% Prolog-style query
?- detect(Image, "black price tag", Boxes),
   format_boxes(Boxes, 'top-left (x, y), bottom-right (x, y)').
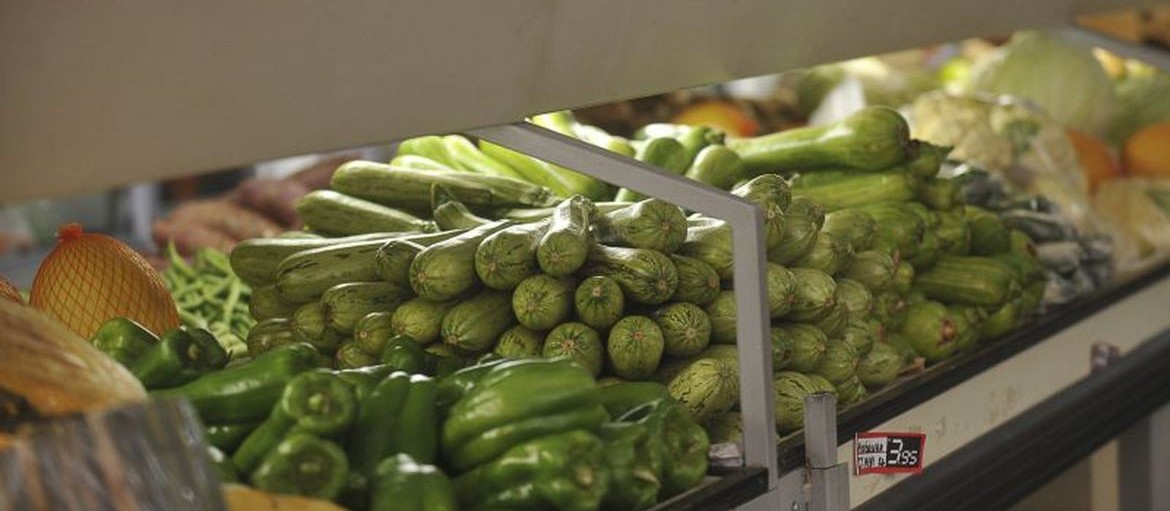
top-left (854, 432), bottom-right (926, 475)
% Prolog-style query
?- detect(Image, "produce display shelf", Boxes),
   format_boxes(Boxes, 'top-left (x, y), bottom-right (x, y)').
top-left (774, 262), bottom-right (1170, 473)
top-left (0, 0), bottom-right (1148, 201)
top-left (854, 323), bottom-right (1170, 511)
top-left (652, 467), bottom-right (769, 511)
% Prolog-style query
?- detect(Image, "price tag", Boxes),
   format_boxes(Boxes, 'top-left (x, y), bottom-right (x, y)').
top-left (853, 432), bottom-right (925, 475)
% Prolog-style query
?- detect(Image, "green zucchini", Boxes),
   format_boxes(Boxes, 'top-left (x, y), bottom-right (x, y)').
top-left (765, 263), bottom-right (799, 318)
top-left (615, 137), bottom-right (691, 201)
top-left (937, 209), bottom-right (971, 256)
top-left (773, 323), bottom-right (828, 373)
top-left (245, 318), bottom-right (299, 357)
top-left (813, 299), bottom-right (850, 338)
top-left (857, 342), bottom-right (902, 388)
top-left (595, 199), bottom-right (688, 253)
top-left (909, 230), bottom-right (942, 270)
top-left (511, 275), bottom-right (575, 331)
top-left (842, 318), bottom-right (881, 356)
top-left (374, 230), bottom-right (468, 286)
top-left (813, 340), bottom-right (859, 385)
top-left (840, 250), bottom-right (897, 292)
top-left (606, 316), bottom-right (666, 380)
top-left (858, 203), bottom-right (925, 259)
top-left (704, 290), bottom-right (738, 344)
top-left (964, 206), bottom-right (1010, 256)
top-left (496, 201), bottom-right (629, 223)
top-left (396, 135), bottom-right (460, 168)
top-left (574, 276), bottom-right (625, 332)
top-left (291, 301), bottom-right (327, 343)
top-left (822, 209), bottom-right (877, 252)
top-left (296, 190), bottom-right (437, 236)
top-left (767, 197), bottom-right (823, 265)
top-left (652, 303), bottom-right (712, 358)
top-left (661, 357), bottom-right (737, 424)
top-left (584, 244), bottom-right (679, 306)
top-left (683, 145), bottom-right (746, 190)
top-left (787, 268), bottom-right (838, 322)
top-left (249, 285), bottom-right (298, 321)
top-left (321, 281), bottom-right (413, 334)
top-left (919, 177), bottom-right (960, 211)
top-left (913, 256), bottom-right (1021, 306)
top-left (543, 322), bottom-right (605, 377)
top-left (353, 312), bottom-right (394, 356)
top-left (573, 123), bottom-right (636, 157)
top-left (274, 239), bottom-right (400, 304)
top-left (475, 221), bottom-right (550, 291)
top-left (410, 221), bottom-right (514, 301)
top-left (901, 301), bottom-right (959, 363)
top-left (669, 254), bottom-right (721, 306)
top-left (390, 297), bottom-right (456, 346)
top-left (679, 217), bottom-right (734, 280)
top-left (479, 140), bottom-right (610, 201)
top-left (835, 279), bottom-right (874, 317)
top-left (674, 125), bottom-right (725, 166)
top-left (728, 106), bottom-right (912, 173)
top-left (440, 290), bottom-right (516, 354)
top-left (231, 232), bottom-right (410, 287)
top-left (790, 170), bottom-right (919, 212)
top-left (536, 195), bottom-right (594, 277)
top-left (433, 198), bottom-right (492, 231)
top-left (793, 231), bottom-right (855, 276)
top-left (441, 135), bottom-right (526, 180)
top-left (332, 160), bottom-right (558, 212)
top-left (730, 175), bottom-right (791, 249)
top-left (388, 154), bottom-right (454, 171)
top-left (493, 325), bottom-right (544, 358)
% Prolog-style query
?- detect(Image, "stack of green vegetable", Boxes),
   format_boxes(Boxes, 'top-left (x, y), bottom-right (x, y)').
top-left (162, 243), bottom-right (251, 358)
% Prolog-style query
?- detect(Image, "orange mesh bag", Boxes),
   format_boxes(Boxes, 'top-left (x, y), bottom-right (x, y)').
top-left (29, 223), bottom-right (179, 338)
top-left (0, 276), bottom-right (20, 303)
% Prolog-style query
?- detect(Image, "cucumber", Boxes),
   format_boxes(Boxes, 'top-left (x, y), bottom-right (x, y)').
top-left (584, 244), bottom-right (678, 306)
top-left (475, 221), bottom-right (550, 291)
top-left (410, 221), bottom-right (514, 301)
top-left (274, 238), bottom-right (401, 304)
top-left (652, 303), bottom-right (712, 358)
top-left (353, 311), bottom-right (395, 356)
top-left (440, 290), bottom-right (516, 353)
top-left (669, 254), bottom-right (721, 306)
top-left (840, 250), bottom-right (897, 292)
top-left (683, 145), bottom-right (745, 190)
top-left (249, 285), bottom-right (298, 321)
top-left (396, 135), bottom-right (460, 167)
top-left (728, 106), bottom-right (912, 173)
top-left (374, 230), bottom-right (468, 286)
top-left (787, 268), bottom-right (838, 322)
top-left (679, 217), bottom-right (734, 280)
top-left (296, 190), bottom-right (437, 236)
top-left (615, 137), bottom-right (690, 201)
top-left (332, 160), bottom-right (559, 212)
top-left (441, 135), bottom-right (526, 180)
top-left (493, 325), bottom-right (544, 359)
top-left (543, 322), bottom-right (605, 377)
top-left (595, 199), bottom-right (688, 253)
top-left (822, 209), bottom-right (877, 252)
top-left (245, 318), bottom-right (299, 357)
top-left (390, 297), bottom-right (456, 346)
top-left (790, 171), bottom-right (919, 211)
top-left (793, 231), bottom-right (855, 276)
top-left (537, 196), bottom-right (594, 277)
top-left (574, 276), bottom-right (625, 332)
top-left (511, 275), bottom-right (575, 331)
top-left (773, 323), bottom-right (828, 372)
top-left (730, 175), bottom-right (791, 249)
top-left (321, 281), bottom-right (413, 334)
top-left (573, 123), bottom-right (636, 157)
top-left (231, 232), bottom-right (410, 287)
top-left (704, 291), bottom-right (737, 344)
top-left (606, 316), bottom-right (666, 380)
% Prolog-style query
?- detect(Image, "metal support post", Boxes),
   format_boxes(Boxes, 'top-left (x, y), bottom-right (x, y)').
top-left (805, 393), bottom-right (849, 511)
top-left (1119, 402), bottom-right (1170, 511)
top-left (468, 122), bottom-right (779, 488)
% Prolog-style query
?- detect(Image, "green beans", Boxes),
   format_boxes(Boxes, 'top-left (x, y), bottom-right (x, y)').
top-left (162, 242), bottom-right (253, 359)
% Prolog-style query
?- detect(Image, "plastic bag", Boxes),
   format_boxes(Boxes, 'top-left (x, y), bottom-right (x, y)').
top-left (1092, 178), bottom-right (1170, 277)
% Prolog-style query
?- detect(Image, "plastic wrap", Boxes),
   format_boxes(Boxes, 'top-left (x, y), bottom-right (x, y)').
top-left (1092, 178), bottom-right (1170, 277)
top-left (0, 399), bottom-right (226, 511)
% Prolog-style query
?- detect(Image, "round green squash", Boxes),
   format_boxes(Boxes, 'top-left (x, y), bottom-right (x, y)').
top-left (704, 291), bottom-right (738, 344)
top-left (542, 322), bottom-right (604, 377)
top-left (663, 357), bottom-right (737, 424)
top-left (652, 302), bottom-right (712, 358)
top-left (857, 341), bottom-right (902, 388)
top-left (773, 372), bottom-right (816, 434)
top-left (574, 276), bottom-right (625, 331)
top-left (793, 231), bottom-right (855, 276)
top-left (813, 340), bottom-right (859, 385)
top-left (835, 376), bottom-right (868, 406)
top-left (835, 278), bottom-right (874, 317)
top-left (840, 250), bottom-right (898, 292)
top-left (669, 254), bottom-right (721, 306)
top-left (822, 209), bottom-right (877, 252)
top-left (512, 274), bottom-right (575, 331)
top-left (765, 263), bottom-right (798, 319)
top-left (606, 316), bottom-right (665, 380)
top-left (900, 300), bottom-right (958, 363)
top-left (786, 268), bottom-right (837, 322)
top-left (493, 325), bottom-right (544, 359)
top-left (773, 323), bottom-right (828, 373)
top-left (841, 318), bottom-right (881, 356)
top-left (812, 299), bottom-right (850, 338)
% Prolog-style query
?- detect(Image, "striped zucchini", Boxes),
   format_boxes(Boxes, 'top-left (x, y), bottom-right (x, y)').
top-left (595, 199), bottom-right (688, 254)
top-left (388, 154), bottom-right (454, 171)
top-left (231, 232), bottom-right (412, 287)
top-left (615, 137), bottom-right (690, 201)
top-left (374, 230), bottom-right (468, 286)
top-left (321, 281), bottom-right (413, 334)
top-left (331, 161), bottom-right (558, 212)
top-left (410, 221), bottom-right (514, 301)
top-left (537, 196), bottom-right (595, 277)
top-left (396, 135), bottom-right (460, 168)
top-left (274, 238), bottom-right (399, 304)
top-left (584, 244), bottom-right (678, 306)
top-left (474, 220), bottom-right (550, 291)
top-left (442, 135), bottom-right (526, 180)
top-left (296, 190), bottom-right (437, 236)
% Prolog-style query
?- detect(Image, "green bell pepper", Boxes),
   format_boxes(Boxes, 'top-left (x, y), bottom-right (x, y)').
top-left (389, 374), bottom-right (438, 465)
top-left (207, 445), bottom-right (241, 483)
top-left (618, 399), bottom-right (709, 498)
top-left (379, 334), bottom-right (426, 374)
top-left (90, 317), bottom-right (158, 367)
top-left (447, 404), bottom-right (609, 473)
top-left (597, 381), bottom-right (671, 418)
top-left (233, 370), bottom-right (357, 474)
top-left (251, 432), bottom-right (349, 500)
top-left (434, 357), bottom-right (510, 412)
top-left (454, 430), bottom-right (609, 511)
top-left (128, 326), bottom-right (228, 389)
top-left (370, 454), bottom-right (458, 511)
top-left (346, 372), bottom-right (411, 481)
top-left (152, 342), bottom-right (321, 424)
top-left (205, 422), bottom-right (261, 453)
top-left (442, 358), bottom-right (599, 460)
top-left (600, 421), bottom-right (665, 510)
top-left (333, 363), bottom-right (399, 402)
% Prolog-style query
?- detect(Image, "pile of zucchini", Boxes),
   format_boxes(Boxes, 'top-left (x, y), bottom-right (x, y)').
top-left (226, 106), bottom-right (1049, 452)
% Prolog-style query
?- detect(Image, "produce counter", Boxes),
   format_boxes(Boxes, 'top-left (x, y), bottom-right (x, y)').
top-left (4, 2), bottom-right (1170, 511)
